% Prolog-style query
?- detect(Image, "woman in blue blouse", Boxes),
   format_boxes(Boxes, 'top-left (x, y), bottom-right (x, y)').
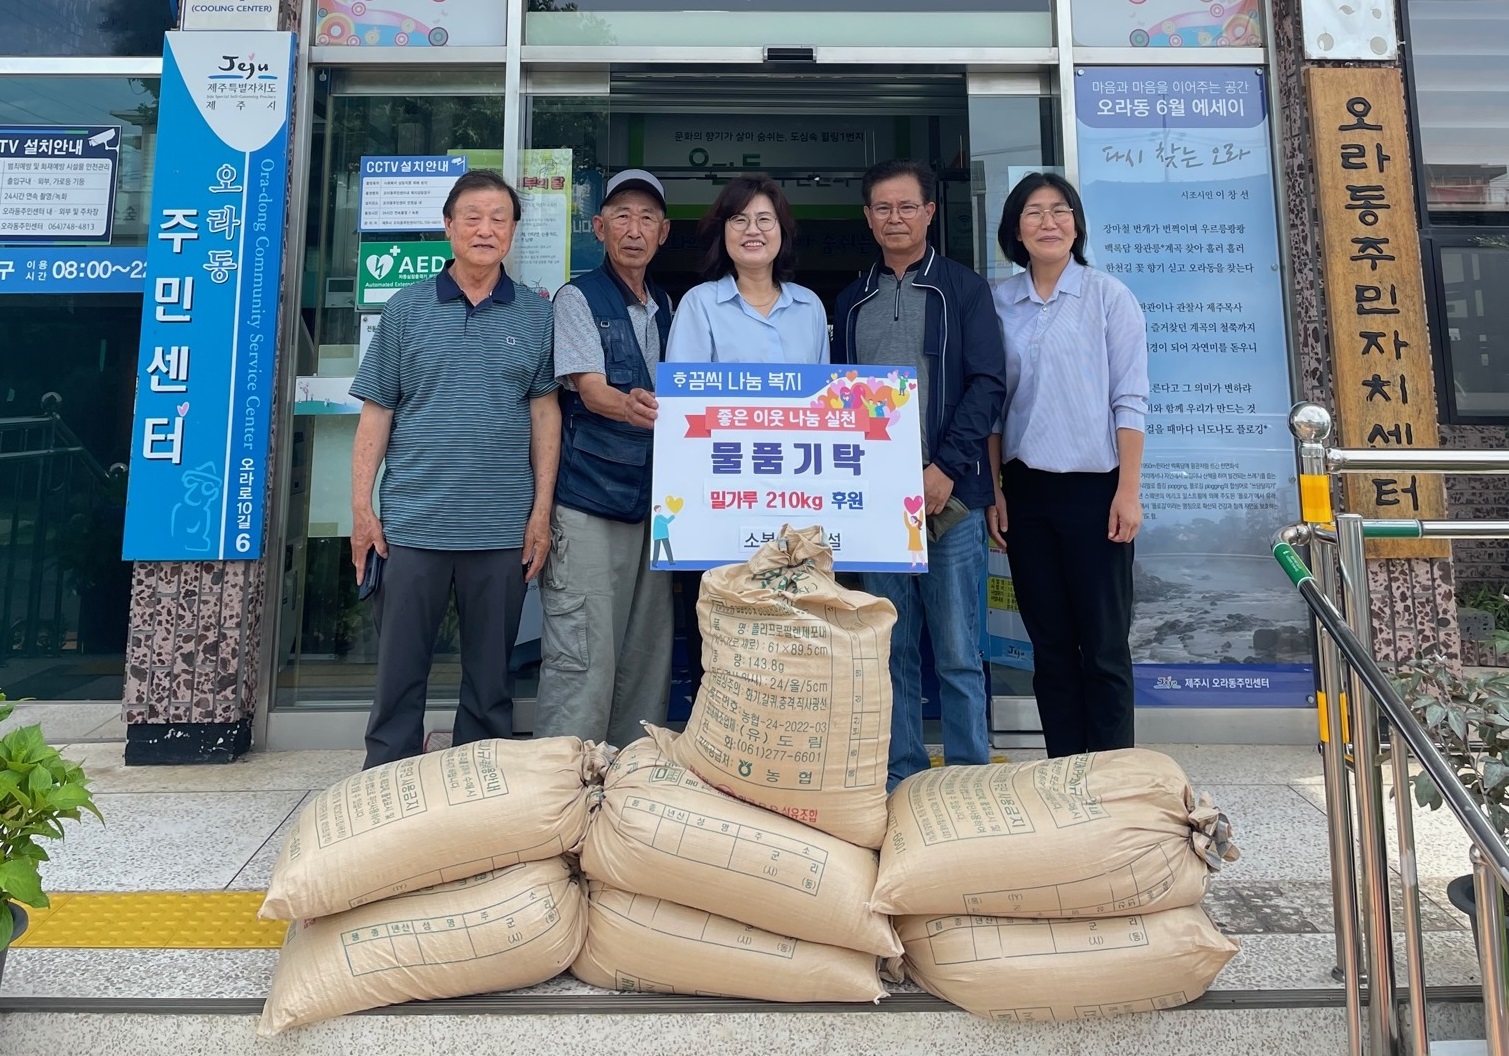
top-left (986, 172), bottom-right (1150, 759)
top-left (665, 175), bottom-right (829, 363)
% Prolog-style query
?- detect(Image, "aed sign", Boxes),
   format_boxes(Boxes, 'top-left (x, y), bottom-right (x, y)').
top-left (356, 239), bottom-right (451, 306)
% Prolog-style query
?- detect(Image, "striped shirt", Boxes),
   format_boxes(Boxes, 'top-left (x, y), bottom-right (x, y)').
top-left (994, 259), bottom-right (1148, 474)
top-left (350, 262), bottom-right (557, 550)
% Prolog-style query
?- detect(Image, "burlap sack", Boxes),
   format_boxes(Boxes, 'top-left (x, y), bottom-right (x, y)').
top-left (261, 737), bottom-right (606, 921)
top-left (582, 731), bottom-right (900, 956)
top-left (572, 881), bottom-right (887, 1003)
top-left (259, 857), bottom-right (585, 1035)
top-left (898, 905), bottom-right (1238, 1022)
top-left (872, 749), bottom-right (1240, 918)
top-left (668, 525), bottom-right (895, 849)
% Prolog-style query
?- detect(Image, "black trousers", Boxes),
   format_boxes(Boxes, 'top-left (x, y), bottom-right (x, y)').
top-left (1003, 460), bottom-right (1135, 758)
top-left (364, 544), bottom-right (525, 769)
top-left (673, 570), bottom-right (704, 687)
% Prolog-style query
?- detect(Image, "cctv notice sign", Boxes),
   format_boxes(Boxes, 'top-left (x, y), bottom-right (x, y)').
top-left (0, 125), bottom-right (122, 243)
top-left (356, 239), bottom-right (452, 306)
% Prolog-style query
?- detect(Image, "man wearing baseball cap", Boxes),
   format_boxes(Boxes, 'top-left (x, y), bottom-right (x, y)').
top-left (533, 169), bottom-right (676, 746)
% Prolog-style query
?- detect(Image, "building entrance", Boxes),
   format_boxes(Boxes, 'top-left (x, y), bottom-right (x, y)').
top-left (274, 65), bottom-right (1054, 720)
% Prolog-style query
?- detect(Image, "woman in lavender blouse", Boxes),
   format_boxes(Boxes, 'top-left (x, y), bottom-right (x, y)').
top-left (986, 172), bottom-right (1150, 759)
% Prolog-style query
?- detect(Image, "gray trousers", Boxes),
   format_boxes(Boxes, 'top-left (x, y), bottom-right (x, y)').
top-left (364, 543), bottom-right (525, 769)
top-left (533, 504), bottom-right (672, 748)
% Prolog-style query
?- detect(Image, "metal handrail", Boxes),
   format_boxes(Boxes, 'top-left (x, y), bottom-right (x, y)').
top-left (1273, 536), bottom-right (1509, 890)
top-left (1325, 448), bottom-right (1509, 475)
top-left (1286, 401), bottom-right (1509, 1056)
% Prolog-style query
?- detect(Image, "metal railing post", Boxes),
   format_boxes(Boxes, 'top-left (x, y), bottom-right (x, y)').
top-left (1290, 403), bottom-right (1365, 1056)
top-left (1472, 846), bottom-right (1509, 1054)
top-left (1390, 710), bottom-right (1432, 1056)
top-left (1336, 512), bottom-right (1400, 1056)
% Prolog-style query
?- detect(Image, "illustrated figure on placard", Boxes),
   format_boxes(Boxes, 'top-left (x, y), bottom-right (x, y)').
top-left (651, 498), bottom-right (681, 566)
top-left (171, 461), bottom-right (222, 555)
top-left (903, 497), bottom-right (925, 568)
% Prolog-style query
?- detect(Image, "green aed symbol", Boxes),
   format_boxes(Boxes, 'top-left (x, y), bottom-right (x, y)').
top-left (738, 759), bottom-right (753, 777)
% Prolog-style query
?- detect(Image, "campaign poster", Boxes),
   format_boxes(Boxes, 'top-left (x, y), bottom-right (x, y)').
top-left (1074, 66), bottom-right (1311, 707)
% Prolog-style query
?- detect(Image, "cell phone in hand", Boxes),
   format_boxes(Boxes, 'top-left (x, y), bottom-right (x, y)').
top-left (357, 548), bottom-right (385, 602)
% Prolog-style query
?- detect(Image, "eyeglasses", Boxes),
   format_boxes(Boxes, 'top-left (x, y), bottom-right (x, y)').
top-left (869, 202), bottom-right (924, 221)
top-left (728, 213), bottom-right (777, 232)
top-left (1020, 205), bottom-right (1075, 226)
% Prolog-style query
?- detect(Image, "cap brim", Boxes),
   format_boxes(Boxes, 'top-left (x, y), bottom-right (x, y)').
top-left (604, 179), bottom-right (666, 209)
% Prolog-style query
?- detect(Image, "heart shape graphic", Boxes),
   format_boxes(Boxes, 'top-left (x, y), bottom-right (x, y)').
top-left (903, 495), bottom-right (924, 515)
top-left (176, 402), bottom-right (190, 417)
top-left (665, 496), bottom-right (685, 514)
top-left (365, 253), bottom-right (393, 280)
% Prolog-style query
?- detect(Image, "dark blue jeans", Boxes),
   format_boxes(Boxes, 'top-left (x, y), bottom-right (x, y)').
top-left (863, 508), bottom-right (991, 789)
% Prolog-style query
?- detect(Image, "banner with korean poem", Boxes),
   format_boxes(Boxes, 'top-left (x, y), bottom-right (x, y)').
top-left (651, 363), bottom-right (926, 573)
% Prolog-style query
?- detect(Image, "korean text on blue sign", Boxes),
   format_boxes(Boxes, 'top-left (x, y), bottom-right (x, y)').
top-left (359, 154), bottom-right (468, 233)
top-left (0, 125), bottom-right (121, 243)
top-left (651, 363), bottom-right (925, 574)
top-left (0, 247), bottom-right (146, 294)
top-left (1073, 66), bottom-right (1309, 707)
top-left (123, 31), bottom-right (295, 561)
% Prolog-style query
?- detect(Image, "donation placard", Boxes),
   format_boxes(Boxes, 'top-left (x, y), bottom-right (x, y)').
top-left (651, 363), bottom-right (925, 573)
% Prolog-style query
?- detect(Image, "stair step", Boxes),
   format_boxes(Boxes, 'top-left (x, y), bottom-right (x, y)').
top-left (0, 989), bottom-right (1488, 1056)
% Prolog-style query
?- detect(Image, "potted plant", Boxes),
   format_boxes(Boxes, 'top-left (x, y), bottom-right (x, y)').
top-left (0, 692), bottom-right (102, 983)
top-left (1390, 649), bottom-right (1509, 953)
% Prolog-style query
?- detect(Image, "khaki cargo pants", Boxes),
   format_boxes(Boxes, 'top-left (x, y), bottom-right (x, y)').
top-left (533, 504), bottom-right (673, 747)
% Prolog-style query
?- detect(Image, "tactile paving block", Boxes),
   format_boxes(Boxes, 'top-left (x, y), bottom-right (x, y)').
top-left (11, 892), bottom-right (288, 949)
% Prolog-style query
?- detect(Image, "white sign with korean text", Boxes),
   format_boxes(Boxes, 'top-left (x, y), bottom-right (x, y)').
top-left (651, 363), bottom-right (925, 573)
top-left (358, 155), bottom-right (468, 232)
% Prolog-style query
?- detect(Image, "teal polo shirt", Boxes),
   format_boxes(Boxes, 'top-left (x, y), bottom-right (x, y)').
top-left (350, 262), bottom-right (557, 551)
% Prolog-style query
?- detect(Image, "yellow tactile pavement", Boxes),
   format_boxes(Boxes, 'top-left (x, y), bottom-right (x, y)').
top-left (10, 754), bottom-right (1011, 951)
top-left (12, 892), bottom-right (288, 949)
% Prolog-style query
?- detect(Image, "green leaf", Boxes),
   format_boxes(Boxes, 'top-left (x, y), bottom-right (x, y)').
top-left (48, 785), bottom-right (92, 812)
top-left (1448, 708), bottom-right (1470, 743)
top-left (1425, 703), bottom-right (1447, 729)
top-left (0, 904), bottom-right (12, 949)
top-left (27, 763), bottom-right (53, 799)
top-left (0, 858), bottom-right (47, 909)
top-left (1486, 760), bottom-right (1509, 792)
top-left (1414, 775), bottom-right (1443, 810)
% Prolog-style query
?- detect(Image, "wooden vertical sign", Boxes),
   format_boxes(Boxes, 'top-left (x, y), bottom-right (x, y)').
top-left (1306, 66), bottom-right (1449, 559)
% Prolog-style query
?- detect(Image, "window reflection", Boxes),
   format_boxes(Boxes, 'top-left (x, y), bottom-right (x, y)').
top-left (0, 1), bottom-right (174, 58)
top-left (1411, 0), bottom-right (1509, 218)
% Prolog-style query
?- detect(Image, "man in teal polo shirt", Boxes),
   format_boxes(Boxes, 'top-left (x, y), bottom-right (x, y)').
top-left (349, 170), bottom-right (559, 768)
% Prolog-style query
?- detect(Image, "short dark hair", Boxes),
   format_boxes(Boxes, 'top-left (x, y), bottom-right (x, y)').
top-left (698, 175), bottom-right (798, 284)
top-left (443, 170), bottom-right (522, 222)
top-left (861, 159), bottom-right (935, 206)
top-left (997, 172), bottom-right (1089, 269)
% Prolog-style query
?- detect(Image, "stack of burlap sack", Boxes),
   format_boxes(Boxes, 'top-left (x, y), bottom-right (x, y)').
top-left (254, 526), bottom-right (1242, 1033)
top-left (255, 737), bottom-right (608, 1035)
top-left (873, 749), bottom-right (1243, 1022)
top-left (574, 526), bottom-right (899, 1002)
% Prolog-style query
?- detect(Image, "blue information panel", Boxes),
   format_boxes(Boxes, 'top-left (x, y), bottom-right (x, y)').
top-left (0, 247), bottom-right (146, 293)
top-left (0, 125), bottom-right (121, 244)
top-left (357, 154), bottom-right (467, 233)
top-left (122, 31), bottom-right (296, 561)
top-left (1075, 66), bottom-right (1310, 707)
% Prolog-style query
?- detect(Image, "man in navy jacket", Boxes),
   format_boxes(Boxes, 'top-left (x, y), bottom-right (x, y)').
top-left (833, 158), bottom-right (1008, 789)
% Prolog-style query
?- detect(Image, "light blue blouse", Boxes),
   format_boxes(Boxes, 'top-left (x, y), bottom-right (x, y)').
top-left (664, 274), bottom-right (830, 364)
top-left (995, 259), bottom-right (1149, 474)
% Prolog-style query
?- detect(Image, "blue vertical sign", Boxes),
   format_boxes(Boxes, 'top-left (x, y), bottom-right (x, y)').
top-left (122, 31), bottom-right (295, 561)
top-left (1075, 67), bottom-right (1310, 708)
